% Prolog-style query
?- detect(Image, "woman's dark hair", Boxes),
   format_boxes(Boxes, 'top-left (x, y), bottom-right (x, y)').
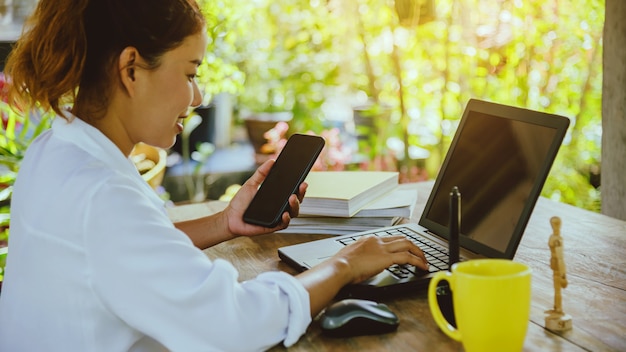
top-left (5, 0), bottom-right (205, 119)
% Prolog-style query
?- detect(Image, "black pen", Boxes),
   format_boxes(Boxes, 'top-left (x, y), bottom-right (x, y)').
top-left (449, 186), bottom-right (460, 268)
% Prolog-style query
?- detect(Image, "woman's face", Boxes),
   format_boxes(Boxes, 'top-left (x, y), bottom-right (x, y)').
top-left (128, 29), bottom-right (208, 150)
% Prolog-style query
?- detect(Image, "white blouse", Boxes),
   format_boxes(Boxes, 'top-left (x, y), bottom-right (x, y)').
top-left (0, 115), bottom-right (311, 352)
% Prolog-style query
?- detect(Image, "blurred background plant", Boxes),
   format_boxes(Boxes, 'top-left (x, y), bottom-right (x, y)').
top-left (261, 121), bottom-right (354, 172)
top-left (197, 0), bottom-right (346, 134)
top-left (193, 0), bottom-right (603, 212)
top-left (179, 112), bottom-right (215, 203)
top-left (215, 122), bottom-right (354, 203)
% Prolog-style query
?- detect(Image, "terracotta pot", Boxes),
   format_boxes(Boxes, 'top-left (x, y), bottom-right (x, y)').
top-left (243, 111), bottom-right (292, 154)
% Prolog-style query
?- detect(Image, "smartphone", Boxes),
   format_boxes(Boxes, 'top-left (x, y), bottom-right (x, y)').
top-left (243, 133), bottom-right (325, 227)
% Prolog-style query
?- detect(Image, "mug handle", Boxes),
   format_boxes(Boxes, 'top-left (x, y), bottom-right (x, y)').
top-left (428, 271), bottom-right (461, 341)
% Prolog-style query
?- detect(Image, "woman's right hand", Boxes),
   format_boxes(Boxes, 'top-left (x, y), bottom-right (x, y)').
top-left (332, 235), bottom-right (429, 284)
top-left (297, 234), bottom-right (428, 316)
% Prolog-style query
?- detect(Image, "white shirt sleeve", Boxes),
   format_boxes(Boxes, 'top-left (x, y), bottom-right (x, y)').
top-left (85, 178), bottom-right (311, 351)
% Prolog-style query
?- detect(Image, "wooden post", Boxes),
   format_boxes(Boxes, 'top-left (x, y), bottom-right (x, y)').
top-left (602, 0), bottom-right (626, 220)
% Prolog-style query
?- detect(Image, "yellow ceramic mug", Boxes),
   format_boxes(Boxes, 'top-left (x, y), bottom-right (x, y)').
top-left (428, 259), bottom-right (532, 352)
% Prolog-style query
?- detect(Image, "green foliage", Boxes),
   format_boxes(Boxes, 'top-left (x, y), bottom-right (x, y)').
top-left (196, 0), bottom-right (247, 105)
top-left (0, 208), bottom-right (8, 249)
top-left (180, 113), bottom-right (215, 203)
top-left (0, 247), bottom-right (6, 282)
top-left (199, 0), bottom-right (345, 133)
top-left (401, 0), bottom-right (604, 210)
top-left (200, 0), bottom-right (604, 211)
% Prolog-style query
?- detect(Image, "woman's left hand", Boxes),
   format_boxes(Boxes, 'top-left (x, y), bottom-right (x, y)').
top-left (222, 159), bottom-right (307, 238)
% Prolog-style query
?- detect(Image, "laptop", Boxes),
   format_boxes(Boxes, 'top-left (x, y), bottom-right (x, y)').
top-left (278, 98), bottom-right (570, 299)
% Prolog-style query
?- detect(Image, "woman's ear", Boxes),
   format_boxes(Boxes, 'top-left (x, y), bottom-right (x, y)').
top-left (118, 47), bottom-right (139, 97)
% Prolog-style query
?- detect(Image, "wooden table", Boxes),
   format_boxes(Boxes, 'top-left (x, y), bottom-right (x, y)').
top-left (170, 182), bottom-right (626, 351)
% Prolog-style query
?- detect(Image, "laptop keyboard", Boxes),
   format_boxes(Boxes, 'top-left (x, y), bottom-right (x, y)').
top-left (336, 226), bottom-right (451, 278)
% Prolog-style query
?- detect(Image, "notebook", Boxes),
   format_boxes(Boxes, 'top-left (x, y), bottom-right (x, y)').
top-left (278, 98), bottom-right (570, 299)
top-left (299, 171), bottom-right (399, 217)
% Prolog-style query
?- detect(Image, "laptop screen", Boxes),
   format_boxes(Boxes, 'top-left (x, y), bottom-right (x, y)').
top-left (419, 99), bottom-right (570, 258)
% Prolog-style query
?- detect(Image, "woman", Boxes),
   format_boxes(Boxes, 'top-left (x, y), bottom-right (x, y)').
top-left (0, 1), bottom-right (428, 351)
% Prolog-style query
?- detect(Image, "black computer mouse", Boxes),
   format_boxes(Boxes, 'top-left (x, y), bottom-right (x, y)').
top-left (319, 298), bottom-right (399, 338)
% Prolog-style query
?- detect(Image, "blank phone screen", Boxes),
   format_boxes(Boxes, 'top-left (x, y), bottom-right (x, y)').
top-left (243, 134), bottom-right (325, 227)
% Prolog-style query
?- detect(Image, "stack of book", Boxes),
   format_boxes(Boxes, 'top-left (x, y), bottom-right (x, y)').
top-left (279, 171), bottom-right (418, 235)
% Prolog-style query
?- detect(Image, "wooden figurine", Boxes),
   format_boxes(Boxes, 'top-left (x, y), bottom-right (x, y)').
top-left (545, 216), bottom-right (573, 331)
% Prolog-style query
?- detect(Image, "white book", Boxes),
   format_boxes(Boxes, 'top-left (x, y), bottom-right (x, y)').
top-left (351, 183), bottom-right (418, 218)
top-left (277, 227), bottom-right (367, 236)
top-left (284, 183), bottom-right (419, 235)
top-left (290, 215), bottom-right (396, 228)
top-left (300, 171), bottom-right (399, 217)
top-left (279, 217), bottom-right (403, 235)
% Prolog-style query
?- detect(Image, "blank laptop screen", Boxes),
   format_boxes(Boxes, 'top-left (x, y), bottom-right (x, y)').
top-left (419, 100), bottom-right (567, 259)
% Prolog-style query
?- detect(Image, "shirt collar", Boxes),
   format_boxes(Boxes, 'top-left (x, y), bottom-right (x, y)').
top-left (51, 112), bottom-right (139, 177)
top-left (50, 112), bottom-right (167, 210)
